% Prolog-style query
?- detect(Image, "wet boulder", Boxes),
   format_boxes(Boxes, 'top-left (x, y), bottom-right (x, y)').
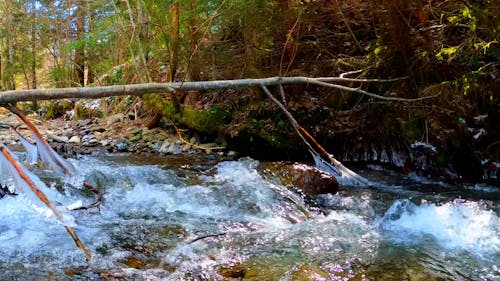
top-left (259, 162), bottom-right (339, 196)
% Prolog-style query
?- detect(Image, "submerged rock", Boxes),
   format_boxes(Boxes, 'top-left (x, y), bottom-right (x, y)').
top-left (259, 162), bottom-right (339, 196)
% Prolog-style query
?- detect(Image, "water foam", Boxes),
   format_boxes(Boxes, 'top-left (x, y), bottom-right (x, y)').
top-left (379, 199), bottom-right (500, 257)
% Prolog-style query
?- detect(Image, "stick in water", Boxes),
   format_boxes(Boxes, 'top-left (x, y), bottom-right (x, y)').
top-left (260, 85), bottom-right (370, 186)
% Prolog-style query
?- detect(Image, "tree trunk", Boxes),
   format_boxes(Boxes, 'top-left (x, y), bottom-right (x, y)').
top-left (168, 1), bottom-right (180, 82)
top-left (0, 75), bottom-right (419, 105)
top-left (4, 0), bottom-right (16, 90)
top-left (188, 0), bottom-right (201, 81)
top-left (75, 0), bottom-right (86, 87)
top-left (30, 0), bottom-right (38, 111)
top-left (124, 0), bottom-right (150, 83)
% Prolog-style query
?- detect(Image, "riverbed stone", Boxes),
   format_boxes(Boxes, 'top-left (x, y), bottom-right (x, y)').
top-left (62, 129), bottom-right (74, 137)
top-left (78, 119), bottom-right (92, 127)
top-left (82, 134), bottom-right (95, 142)
top-left (127, 127), bottom-right (143, 135)
top-left (48, 134), bottom-right (68, 143)
top-left (115, 139), bottom-right (129, 152)
top-left (90, 125), bottom-right (106, 133)
top-left (106, 113), bottom-right (125, 126)
top-left (68, 136), bottom-right (81, 144)
top-left (128, 133), bottom-right (142, 142)
top-left (259, 162), bottom-right (339, 196)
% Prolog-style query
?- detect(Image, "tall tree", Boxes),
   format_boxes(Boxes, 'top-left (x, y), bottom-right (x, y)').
top-left (0, 0), bottom-right (18, 90)
top-left (75, 0), bottom-right (86, 86)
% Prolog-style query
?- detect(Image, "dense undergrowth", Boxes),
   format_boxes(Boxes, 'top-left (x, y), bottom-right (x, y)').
top-left (137, 0), bottom-right (498, 181)
top-left (11, 0), bottom-right (500, 181)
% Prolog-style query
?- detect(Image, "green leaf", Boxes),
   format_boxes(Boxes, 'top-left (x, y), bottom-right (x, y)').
top-left (436, 46), bottom-right (458, 60)
top-left (447, 16), bottom-right (459, 23)
top-left (462, 6), bottom-right (472, 19)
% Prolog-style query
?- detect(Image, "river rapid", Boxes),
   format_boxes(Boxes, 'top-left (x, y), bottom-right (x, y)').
top-left (0, 154), bottom-right (498, 280)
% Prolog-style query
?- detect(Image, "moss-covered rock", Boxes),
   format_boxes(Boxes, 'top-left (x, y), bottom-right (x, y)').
top-left (259, 162), bottom-right (339, 196)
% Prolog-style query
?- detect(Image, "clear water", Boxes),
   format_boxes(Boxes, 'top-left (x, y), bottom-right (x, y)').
top-left (0, 154), bottom-right (498, 280)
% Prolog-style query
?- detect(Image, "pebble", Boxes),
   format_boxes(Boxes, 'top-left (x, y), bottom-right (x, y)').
top-left (78, 119), bottom-right (92, 126)
top-left (69, 136), bottom-right (81, 144)
top-left (48, 134), bottom-right (69, 143)
top-left (82, 134), bottom-right (95, 142)
top-left (128, 128), bottom-right (143, 135)
top-left (128, 134), bottom-right (142, 142)
top-left (62, 129), bottom-right (74, 137)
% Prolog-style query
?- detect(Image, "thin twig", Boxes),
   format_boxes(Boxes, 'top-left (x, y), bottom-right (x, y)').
top-left (305, 79), bottom-right (440, 102)
top-left (172, 122), bottom-right (226, 150)
top-left (280, 14), bottom-right (302, 77)
top-left (187, 232), bottom-right (227, 244)
top-left (315, 76), bottom-right (408, 83)
top-left (333, 0), bottom-right (361, 49)
top-left (69, 182), bottom-right (103, 211)
top-left (340, 69), bottom-right (362, 78)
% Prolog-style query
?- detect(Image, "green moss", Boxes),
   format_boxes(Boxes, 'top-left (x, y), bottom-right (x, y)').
top-left (43, 100), bottom-right (75, 119)
top-left (143, 93), bottom-right (232, 136)
top-left (74, 102), bottom-right (103, 120)
top-left (180, 105), bottom-right (231, 135)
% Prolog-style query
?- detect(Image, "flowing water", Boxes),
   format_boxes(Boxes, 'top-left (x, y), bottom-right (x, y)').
top-left (0, 154), bottom-right (498, 280)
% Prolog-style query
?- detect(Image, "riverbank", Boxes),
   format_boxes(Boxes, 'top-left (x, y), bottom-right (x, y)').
top-left (0, 108), bottom-right (497, 186)
top-left (0, 110), bottom-right (231, 158)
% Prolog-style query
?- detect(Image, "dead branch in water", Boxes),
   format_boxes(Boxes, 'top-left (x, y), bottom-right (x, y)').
top-left (260, 85), bottom-right (371, 186)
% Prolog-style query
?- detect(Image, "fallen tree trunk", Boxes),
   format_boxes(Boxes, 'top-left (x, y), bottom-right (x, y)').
top-left (0, 75), bottom-right (433, 104)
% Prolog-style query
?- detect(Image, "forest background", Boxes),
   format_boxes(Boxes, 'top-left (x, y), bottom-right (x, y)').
top-left (0, 0), bottom-right (498, 181)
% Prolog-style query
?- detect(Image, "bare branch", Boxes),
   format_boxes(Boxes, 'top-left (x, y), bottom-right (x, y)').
top-left (315, 76), bottom-right (408, 83)
top-left (305, 79), bottom-right (439, 102)
top-left (261, 85), bottom-right (370, 186)
top-left (340, 69), bottom-right (362, 78)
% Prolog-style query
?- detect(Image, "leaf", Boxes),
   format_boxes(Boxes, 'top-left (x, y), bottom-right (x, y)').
top-left (436, 46), bottom-right (458, 61)
top-left (447, 16), bottom-right (459, 23)
top-left (462, 6), bottom-right (472, 19)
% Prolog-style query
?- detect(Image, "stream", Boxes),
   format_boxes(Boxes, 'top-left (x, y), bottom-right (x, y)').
top-left (0, 153), bottom-right (498, 280)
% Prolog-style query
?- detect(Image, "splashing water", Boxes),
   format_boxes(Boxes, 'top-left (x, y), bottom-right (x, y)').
top-left (0, 154), bottom-right (498, 280)
top-left (379, 199), bottom-right (500, 257)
